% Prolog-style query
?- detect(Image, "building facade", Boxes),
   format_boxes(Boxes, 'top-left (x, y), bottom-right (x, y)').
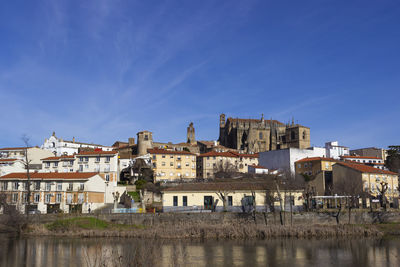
top-left (0, 172), bottom-right (125, 214)
top-left (148, 149), bottom-right (196, 181)
top-left (218, 114), bottom-right (310, 153)
top-left (341, 155), bottom-right (386, 170)
top-left (333, 162), bottom-right (399, 205)
top-left (196, 151), bottom-right (258, 178)
top-left (350, 147), bottom-right (388, 161)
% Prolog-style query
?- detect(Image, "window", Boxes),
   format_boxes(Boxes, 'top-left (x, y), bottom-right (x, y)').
top-left (84, 157), bottom-right (89, 162)
top-left (173, 196), bottom-right (178, 206)
top-left (35, 181), bottom-right (40, 190)
top-left (259, 132), bottom-right (263, 139)
top-left (79, 157), bottom-right (83, 162)
top-left (183, 196), bottom-right (187, 206)
top-left (69, 160), bottom-right (74, 166)
top-left (45, 162), bottom-right (50, 167)
top-left (46, 182), bottom-right (51, 191)
top-left (96, 156), bottom-right (100, 162)
top-left (56, 193), bottom-right (62, 203)
top-left (170, 162), bottom-right (174, 166)
top-left (291, 131), bottom-right (295, 140)
top-left (162, 162), bottom-right (166, 166)
top-left (68, 183), bottom-right (73, 191)
top-left (185, 173), bottom-right (189, 177)
top-left (34, 193), bottom-right (40, 203)
top-left (170, 155), bottom-right (174, 159)
top-left (303, 131), bottom-right (306, 140)
top-left (22, 193), bottom-right (27, 203)
top-left (2, 182), bottom-right (8, 190)
top-left (185, 162), bottom-right (189, 167)
top-left (177, 156), bottom-right (181, 160)
top-left (144, 135), bottom-right (148, 141)
top-left (45, 194), bottom-right (51, 203)
top-left (152, 163), bottom-right (156, 168)
top-left (57, 183), bottom-right (62, 191)
top-left (13, 182), bottom-right (19, 190)
top-left (85, 164), bottom-right (89, 169)
top-left (162, 155), bottom-right (166, 158)
top-left (170, 172), bottom-right (174, 176)
top-left (298, 164), bottom-right (301, 168)
top-left (78, 193), bottom-right (84, 204)
top-left (54, 162), bottom-right (58, 167)
top-left (79, 183), bottom-right (84, 190)
top-left (12, 193), bottom-right (18, 203)
top-left (105, 174), bottom-right (110, 182)
top-left (153, 155), bottom-right (156, 160)
top-left (95, 164), bottom-right (100, 172)
top-left (79, 165), bottom-right (83, 172)
top-left (228, 196), bottom-right (233, 206)
top-left (105, 156), bottom-right (111, 162)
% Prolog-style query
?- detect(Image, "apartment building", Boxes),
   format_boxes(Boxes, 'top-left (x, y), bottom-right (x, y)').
top-left (42, 151), bottom-right (119, 183)
top-left (148, 149), bottom-right (196, 182)
top-left (0, 172), bottom-right (123, 214)
top-left (295, 157), bottom-right (337, 195)
top-left (0, 147), bottom-right (53, 167)
top-left (333, 162), bottom-right (399, 205)
top-left (196, 151), bottom-right (258, 178)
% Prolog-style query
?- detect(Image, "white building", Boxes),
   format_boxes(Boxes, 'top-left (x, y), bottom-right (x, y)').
top-left (0, 159), bottom-right (26, 177)
top-left (0, 172), bottom-right (126, 214)
top-left (248, 165), bottom-right (269, 174)
top-left (341, 155), bottom-right (386, 170)
top-left (41, 132), bottom-right (113, 156)
top-left (0, 147), bottom-right (53, 167)
top-left (41, 151), bottom-right (120, 183)
top-left (325, 141), bottom-right (349, 159)
top-left (259, 147), bottom-right (326, 173)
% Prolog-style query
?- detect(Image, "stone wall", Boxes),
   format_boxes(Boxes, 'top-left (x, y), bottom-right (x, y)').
top-left (20, 211), bottom-right (400, 226)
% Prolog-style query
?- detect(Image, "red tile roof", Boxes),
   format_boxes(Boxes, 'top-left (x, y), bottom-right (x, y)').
top-left (147, 149), bottom-right (195, 156)
top-left (0, 147), bottom-right (32, 151)
top-left (295, 157), bottom-right (337, 163)
top-left (0, 172), bottom-right (99, 180)
top-left (336, 162), bottom-right (397, 175)
top-left (76, 151), bottom-right (117, 156)
top-left (41, 155), bottom-right (75, 161)
top-left (0, 159), bottom-right (18, 162)
top-left (198, 151), bottom-right (258, 158)
top-left (342, 155), bottom-right (381, 160)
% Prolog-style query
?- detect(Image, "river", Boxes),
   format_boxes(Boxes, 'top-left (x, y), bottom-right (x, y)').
top-left (1, 234), bottom-right (400, 266)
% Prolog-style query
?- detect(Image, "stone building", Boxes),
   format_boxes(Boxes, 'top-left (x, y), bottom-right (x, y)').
top-left (218, 114), bottom-right (310, 154)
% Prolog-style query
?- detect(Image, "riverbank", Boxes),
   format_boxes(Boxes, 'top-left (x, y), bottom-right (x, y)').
top-left (21, 216), bottom-right (389, 239)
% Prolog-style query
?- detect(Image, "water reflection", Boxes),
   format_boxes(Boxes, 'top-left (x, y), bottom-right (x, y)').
top-left (0, 235), bottom-right (400, 266)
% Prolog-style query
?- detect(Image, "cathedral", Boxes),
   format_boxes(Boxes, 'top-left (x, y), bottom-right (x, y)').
top-left (218, 114), bottom-right (310, 153)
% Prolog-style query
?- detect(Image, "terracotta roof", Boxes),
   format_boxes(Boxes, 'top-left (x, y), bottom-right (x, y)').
top-left (41, 155), bottom-right (75, 161)
top-left (0, 147), bottom-right (32, 151)
top-left (76, 151), bottom-right (117, 156)
top-left (227, 118), bottom-right (285, 126)
top-left (336, 162), bottom-right (397, 175)
top-left (0, 159), bottom-right (18, 162)
top-left (198, 151), bottom-right (258, 158)
top-left (295, 157), bottom-right (337, 163)
top-left (162, 179), bottom-right (302, 192)
top-left (147, 148), bottom-right (195, 156)
top-left (0, 172), bottom-right (99, 180)
top-left (342, 155), bottom-right (381, 160)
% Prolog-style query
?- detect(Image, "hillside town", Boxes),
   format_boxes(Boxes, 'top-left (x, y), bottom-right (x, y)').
top-left (0, 113), bottom-right (399, 215)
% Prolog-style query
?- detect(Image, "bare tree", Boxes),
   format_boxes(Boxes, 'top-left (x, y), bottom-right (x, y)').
top-left (21, 135), bottom-right (31, 216)
top-left (333, 174), bottom-right (364, 224)
top-left (377, 181), bottom-right (388, 211)
top-left (213, 161), bottom-right (238, 178)
top-left (216, 189), bottom-right (231, 212)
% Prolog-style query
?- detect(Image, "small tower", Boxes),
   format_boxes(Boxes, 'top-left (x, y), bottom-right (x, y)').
top-left (137, 131), bottom-right (153, 156)
top-left (187, 122), bottom-right (196, 144)
top-left (219, 113), bottom-right (226, 128)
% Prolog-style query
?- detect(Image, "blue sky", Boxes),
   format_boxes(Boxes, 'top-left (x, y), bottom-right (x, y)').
top-left (0, 0), bottom-right (399, 149)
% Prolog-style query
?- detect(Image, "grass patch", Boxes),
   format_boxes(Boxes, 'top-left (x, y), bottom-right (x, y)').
top-left (127, 191), bottom-right (141, 202)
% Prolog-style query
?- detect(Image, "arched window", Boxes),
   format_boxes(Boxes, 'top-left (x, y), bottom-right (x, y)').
top-left (259, 132), bottom-right (263, 139)
top-left (303, 131), bottom-right (306, 140)
top-left (291, 131), bottom-right (295, 140)
top-left (52, 142), bottom-right (56, 148)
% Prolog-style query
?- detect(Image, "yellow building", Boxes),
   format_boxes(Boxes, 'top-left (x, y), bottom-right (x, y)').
top-left (162, 180), bottom-right (304, 212)
top-left (148, 149), bottom-right (196, 182)
top-left (333, 162), bottom-right (399, 205)
top-left (196, 151), bottom-right (258, 178)
top-left (295, 157), bottom-right (337, 195)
